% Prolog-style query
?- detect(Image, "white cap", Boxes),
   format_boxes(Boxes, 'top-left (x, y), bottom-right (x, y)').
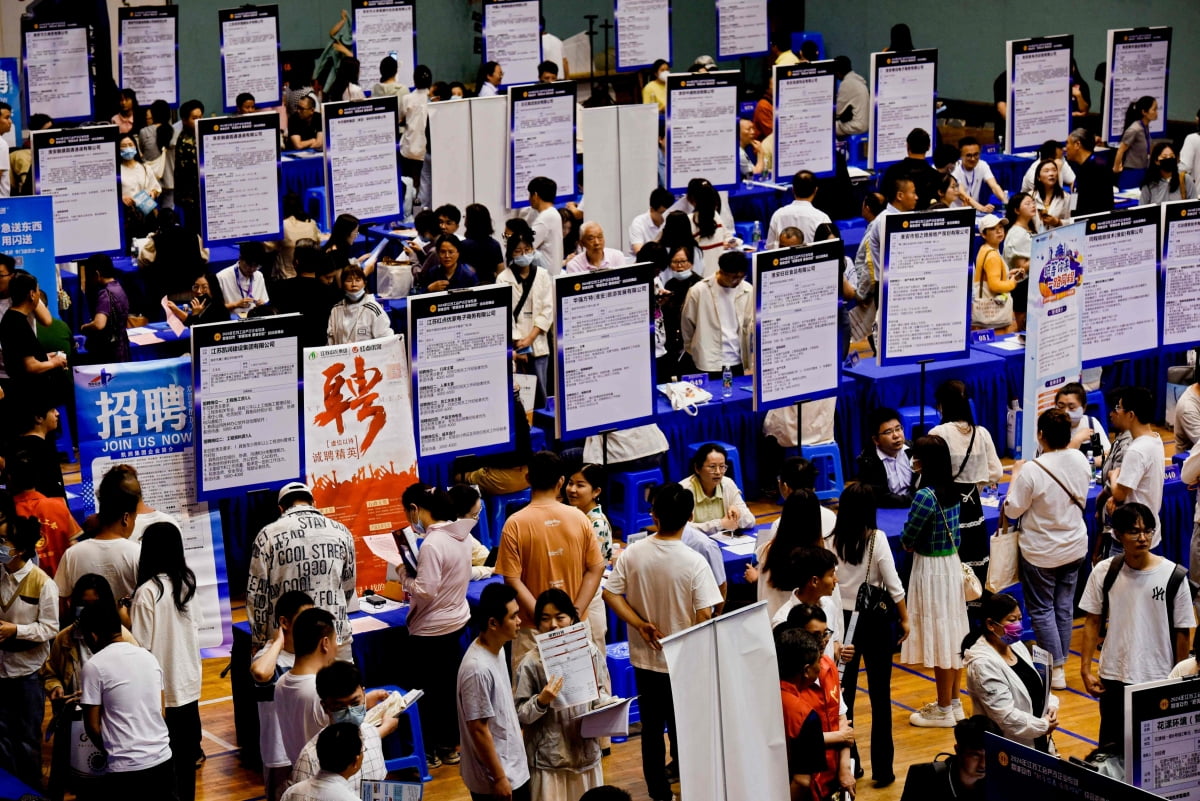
top-left (277, 481), bottom-right (312, 505)
top-left (977, 214), bottom-right (1007, 234)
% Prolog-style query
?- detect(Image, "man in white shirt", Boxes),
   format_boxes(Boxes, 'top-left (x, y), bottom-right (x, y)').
top-left (1104, 386), bottom-right (1165, 550)
top-left (604, 484), bottom-right (723, 801)
top-left (681, 251), bottom-right (753, 377)
top-left (833, 57), bottom-right (869, 137)
top-left (526, 176), bottom-right (563, 275)
top-left (54, 465), bottom-right (142, 609)
top-left (565, 221), bottom-right (628, 273)
top-left (281, 723), bottom-right (363, 801)
top-left (952, 137), bottom-right (1007, 213)
top-left (275, 608), bottom-right (340, 764)
top-left (767, 170), bottom-right (831, 249)
top-left (629, 187), bottom-right (675, 254)
top-left (477, 61), bottom-right (503, 96)
top-left (0, 102), bottom-right (12, 198)
top-left (217, 241), bottom-right (271, 318)
top-left (854, 177), bottom-right (918, 340)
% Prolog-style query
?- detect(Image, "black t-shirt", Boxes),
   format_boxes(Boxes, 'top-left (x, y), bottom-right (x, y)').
top-left (0, 308), bottom-right (46, 380)
top-left (11, 434), bottom-right (65, 498)
top-left (1010, 653), bottom-right (1046, 717)
top-left (287, 112), bottom-right (323, 147)
top-left (881, 157), bottom-right (939, 207)
top-left (271, 276), bottom-right (343, 347)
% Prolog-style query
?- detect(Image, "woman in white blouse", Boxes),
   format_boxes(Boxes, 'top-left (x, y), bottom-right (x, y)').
top-left (496, 229), bottom-right (554, 403)
top-left (1031, 160), bottom-right (1070, 229)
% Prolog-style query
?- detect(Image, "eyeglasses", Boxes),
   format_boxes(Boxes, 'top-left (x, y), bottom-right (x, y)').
top-left (876, 425), bottom-right (903, 437)
top-left (669, 259), bottom-right (692, 266)
top-left (702, 463), bottom-right (727, 473)
top-left (815, 629), bottom-right (833, 640)
top-left (1120, 527), bottom-right (1152, 540)
top-left (191, 284), bottom-right (208, 291)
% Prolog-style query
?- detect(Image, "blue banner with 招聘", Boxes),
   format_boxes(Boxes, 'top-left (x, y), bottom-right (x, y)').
top-left (0, 195), bottom-right (57, 318)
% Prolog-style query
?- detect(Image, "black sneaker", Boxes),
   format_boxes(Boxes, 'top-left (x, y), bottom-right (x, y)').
top-left (426, 752), bottom-right (442, 770)
top-left (438, 748), bottom-right (461, 766)
top-left (665, 761), bottom-right (680, 782)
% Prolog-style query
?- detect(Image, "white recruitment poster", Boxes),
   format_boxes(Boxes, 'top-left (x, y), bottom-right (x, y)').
top-left (1126, 677), bottom-right (1200, 801)
top-left (31, 126), bottom-right (123, 259)
top-left (554, 265), bottom-right (656, 439)
top-left (191, 315), bottom-right (304, 500)
top-left (1104, 27), bottom-right (1171, 144)
top-left (509, 82), bottom-right (576, 208)
top-left (119, 7), bottom-right (179, 107)
top-left (615, 0), bottom-right (671, 71)
top-left (879, 208), bottom-right (973, 365)
top-left (1022, 224), bottom-right (1084, 459)
top-left (1080, 206), bottom-right (1160, 365)
top-left (667, 71), bottom-right (740, 191)
top-left (1160, 200), bottom-right (1200, 348)
top-left (353, 0), bottom-right (416, 91)
top-left (773, 61), bottom-right (837, 179)
top-left (753, 241), bottom-right (841, 411)
top-left (483, 0), bottom-right (542, 87)
top-left (716, 0), bottom-right (768, 60)
top-left (868, 49), bottom-right (937, 170)
top-left (662, 603), bottom-right (789, 801)
top-left (323, 96), bottom-right (402, 224)
top-left (409, 285), bottom-right (513, 458)
top-left (21, 19), bottom-right (92, 122)
top-left (219, 5), bottom-right (281, 112)
top-left (198, 113), bottom-right (283, 246)
top-left (303, 334), bottom-right (418, 594)
top-left (1005, 35), bottom-right (1072, 155)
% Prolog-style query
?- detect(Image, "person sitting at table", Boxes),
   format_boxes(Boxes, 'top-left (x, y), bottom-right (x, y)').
top-left (680, 251), bottom-right (753, 379)
top-left (217, 241), bottom-right (271, 319)
top-left (165, 272), bottom-right (228, 330)
top-left (79, 254), bottom-right (131, 364)
top-left (1113, 95), bottom-right (1156, 174)
top-left (1065, 127), bottom-right (1114, 216)
top-left (833, 56), bottom-right (869, 138)
top-left (1002, 193), bottom-right (1038, 331)
top-left (899, 715), bottom-right (998, 801)
top-left (654, 243), bottom-right (700, 381)
top-left (275, 192), bottom-right (324, 281)
top-left (325, 265), bottom-right (392, 346)
top-left (928, 173), bottom-right (960, 210)
top-left (414, 234), bottom-right (479, 294)
top-left (738, 118), bottom-right (766, 180)
top-left (766, 170), bottom-right (831, 250)
top-left (1020, 140), bottom-right (1075, 194)
top-left (856, 406), bottom-right (917, 508)
top-left (745, 489), bottom-right (825, 619)
top-left (952, 137), bottom-right (1007, 214)
top-left (972, 213), bottom-right (1016, 333)
top-left (881, 128), bottom-right (938, 207)
top-left (459, 204), bottom-right (504, 284)
top-left (678, 442), bottom-right (755, 535)
top-left (324, 213), bottom-right (379, 279)
top-left (137, 207), bottom-right (209, 299)
top-left (287, 95), bottom-right (324, 151)
top-left (119, 133), bottom-right (161, 239)
top-left (1030, 160), bottom-right (1071, 230)
top-left (1140, 142), bottom-right (1194, 205)
top-left (565, 222), bottom-right (628, 273)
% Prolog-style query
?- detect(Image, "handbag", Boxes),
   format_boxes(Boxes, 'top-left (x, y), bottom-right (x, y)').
top-left (937, 501), bottom-right (982, 601)
top-left (971, 247), bottom-right (1014, 329)
top-left (854, 531), bottom-right (896, 624)
top-left (986, 499), bottom-right (1021, 592)
top-left (656, 381), bottom-right (713, 416)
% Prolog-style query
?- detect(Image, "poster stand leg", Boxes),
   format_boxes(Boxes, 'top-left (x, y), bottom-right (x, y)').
top-left (794, 401), bottom-right (803, 458)
top-left (600, 20), bottom-right (613, 76)
top-left (917, 359), bottom-right (934, 437)
top-left (599, 430), bottom-right (613, 466)
top-left (583, 15), bottom-right (598, 84)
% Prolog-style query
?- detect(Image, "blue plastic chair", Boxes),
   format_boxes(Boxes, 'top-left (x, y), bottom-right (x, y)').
top-left (791, 31), bottom-right (825, 60)
top-left (1012, 409), bottom-right (1024, 460)
top-left (607, 468), bottom-right (663, 536)
top-left (684, 440), bottom-right (742, 484)
top-left (801, 442), bottom-right (844, 502)
top-left (374, 685), bottom-right (432, 782)
top-left (897, 405), bottom-right (937, 438)
top-left (604, 642), bottom-right (639, 741)
top-left (1172, 451), bottom-right (1187, 471)
top-left (1085, 389), bottom-right (1108, 427)
top-left (303, 186), bottom-right (329, 233)
top-left (483, 489), bottom-right (531, 548)
top-left (55, 405), bottom-right (74, 463)
top-left (1116, 167), bottom-right (1145, 191)
top-left (529, 425), bottom-right (547, 452)
top-left (846, 133), bottom-right (869, 166)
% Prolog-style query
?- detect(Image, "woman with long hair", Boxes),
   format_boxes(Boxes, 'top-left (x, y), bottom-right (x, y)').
top-left (657, 210), bottom-right (703, 268)
top-left (130, 522), bottom-right (201, 801)
top-left (691, 184), bottom-right (733, 277)
top-left (461, 203), bottom-right (504, 283)
top-left (324, 213), bottom-right (378, 277)
top-left (1114, 95), bottom-right (1157, 173)
top-left (1002, 191), bottom-right (1037, 330)
top-left (744, 489), bottom-right (824, 619)
top-left (1140, 141), bottom-right (1194, 204)
top-left (900, 435), bottom-right (970, 728)
top-left (325, 56), bottom-right (365, 101)
top-left (1031, 160), bottom-right (1070, 229)
top-left (828, 483), bottom-right (908, 786)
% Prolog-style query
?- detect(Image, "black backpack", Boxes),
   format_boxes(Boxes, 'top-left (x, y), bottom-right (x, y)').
top-left (1099, 558), bottom-right (1198, 642)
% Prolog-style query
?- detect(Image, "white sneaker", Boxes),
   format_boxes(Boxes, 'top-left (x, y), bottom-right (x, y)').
top-left (951, 699), bottom-right (966, 721)
top-left (910, 702), bottom-right (956, 728)
top-left (1051, 667), bottom-right (1067, 690)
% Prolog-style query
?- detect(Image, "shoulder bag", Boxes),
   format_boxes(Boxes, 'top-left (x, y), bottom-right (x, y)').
top-left (972, 246), bottom-right (1014, 329)
top-left (854, 531), bottom-right (897, 626)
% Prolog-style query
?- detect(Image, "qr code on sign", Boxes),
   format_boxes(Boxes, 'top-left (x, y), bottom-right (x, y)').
top-left (1157, 751), bottom-right (1200, 785)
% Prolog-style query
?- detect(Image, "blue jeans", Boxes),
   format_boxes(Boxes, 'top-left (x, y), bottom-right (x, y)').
top-left (1018, 556), bottom-right (1082, 667)
top-left (0, 672), bottom-right (45, 790)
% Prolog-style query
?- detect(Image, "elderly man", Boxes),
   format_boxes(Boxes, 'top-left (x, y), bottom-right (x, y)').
top-left (565, 222), bottom-right (628, 273)
top-left (739, 119), bottom-right (766, 179)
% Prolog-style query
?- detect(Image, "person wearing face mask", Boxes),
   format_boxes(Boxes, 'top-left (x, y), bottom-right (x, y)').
top-left (1052, 382), bottom-right (1109, 464)
top-left (642, 59), bottom-right (669, 112)
top-left (1140, 142), bottom-right (1194, 204)
top-left (118, 134), bottom-right (161, 238)
top-left (289, 661), bottom-right (396, 795)
top-left (0, 491), bottom-right (59, 791)
top-left (325, 265), bottom-right (392, 346)
top-left (497, 229), bottom-right (553, 402)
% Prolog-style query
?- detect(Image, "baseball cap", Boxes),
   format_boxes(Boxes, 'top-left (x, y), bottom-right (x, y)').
top-left (278, 481), bottom-right (313, 504)
top-left (977, 213), bottom-right (1007, 234)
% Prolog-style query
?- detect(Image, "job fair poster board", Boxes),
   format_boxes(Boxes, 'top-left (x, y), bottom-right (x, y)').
top-left (0, 197), bottom-right (56, 319)
top-left (21, 19), bottom-right (92, 123)
top-left (1125, 677), bottom-right (1200, 801)
top-left (198, 113), bottom-right (283, 246)
top-left (192, 316), bottom-right (304, 500)
top-left (408, 285), bottom-right (513, 459)
top-left (73, 358), bottom-right (233, 655)
top-left (773, 61), bottom-right (837, 179)
top-left (715, 0), bottom-right (768, 60)
top-left (614, 0), bottom-right (671, 71)
top-left (753, 242), bottom-right (841, 411)
top-left (868, 49), bottom-right (937, 170)
top-left (879, 208), bottom-right (973, 365)
top-left (219, 5), bottom-right (281, 113)
top-left (483, 0), bottom-right (542, 88)
top-left (119, 7), bottom-right (179, 108)
top-left (509, 82), bottom-right (576, 208)
top-left (554, 265), bottom-right (656, 439)
top-left (1022, 224), bottom-right (1084, 459)
top-left (1160, 200), bottom-right (1200, 349)
top-left (662, 603), bottom-right (789, 801)
top-left (323, 97), bottom-right (403, 225)
top-left (1080, 205), bottom-right (1160, 366)
top-left (667, 71), bottom-right (739, 191)
top-left (353, 0), bottom-right (416, 91)
top-left (303, 334), bottom-right (418, 593)
top-left (1104, 27), bottom-right (1171, 144)
top-left (985, 732), bottom-right (1160, 801)
top-left (1005, 35), bottom-right (1072, 155)
top-left (31, 126), bottom-right (123, 260)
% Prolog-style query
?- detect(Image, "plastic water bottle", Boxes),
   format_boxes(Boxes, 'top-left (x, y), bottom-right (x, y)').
top-left (752, 221), bottom-right (762, 250)
top-left (722, 366), bottom-right (733, 397)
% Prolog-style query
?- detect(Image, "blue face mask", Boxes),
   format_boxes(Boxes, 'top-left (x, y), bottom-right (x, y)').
top-left (513, 252), bottom-right (535, 268)
top-left (120, 148), bottom-right (138, 161)
top-left (409, 508), bottom-right (425, 535)
top-left (0, 543), bottom-right (14, 565)
top-left (331, 703), bottom-right (366, 727)
top-left (345, 288), bottom-right (366, 303)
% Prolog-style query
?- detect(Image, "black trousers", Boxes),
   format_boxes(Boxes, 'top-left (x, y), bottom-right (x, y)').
top-left (410, 627), bottom-right (467, 751)
top-left (842, 610), bottom-right (896, 780)
top-left (106, 759), bottom-right (179, 799)
top-left (165, 702), bottom-right (200, 801)
top-left (634, 667), bottom-right (679, 801)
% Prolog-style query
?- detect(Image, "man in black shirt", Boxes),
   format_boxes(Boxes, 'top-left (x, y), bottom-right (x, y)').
top-left (1066, 127), bottom-right (1114, 216)
top-left (287, 95), bottom-right (324, 151)
top-left (0, 272), bottom-right (67, 408)
top-left (880, 128), bottom-right (938, 207)
top-left (900, 716), bottom-right (998, 801)
top-left (270, 245), bottom-right (343, 347)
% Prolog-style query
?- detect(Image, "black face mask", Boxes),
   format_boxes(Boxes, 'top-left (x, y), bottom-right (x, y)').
top-left (1158, 157), bottom-right (1178, 173)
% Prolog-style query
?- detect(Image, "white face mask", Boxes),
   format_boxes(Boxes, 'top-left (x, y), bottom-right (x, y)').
top-left (1066, 407), bottom-right (1084, 424)
top-left (657, 71), bottom-right (669, 83)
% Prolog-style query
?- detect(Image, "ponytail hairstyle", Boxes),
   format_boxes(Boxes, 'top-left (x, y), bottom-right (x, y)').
top-left (401, 482), bottom-right (458, 522)
top-left (1123, 95), bottom-right (1155, 132)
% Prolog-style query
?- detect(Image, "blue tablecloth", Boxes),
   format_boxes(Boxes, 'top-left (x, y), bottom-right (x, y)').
top-left (983, 152), bottom-right (1035, 196)
top-left (0, 768), bottom-right (40, 800)
top-left (282, 153), bottom-right (325, 197)
top-left (727, 182), bottom-right (791, 227)
top-left (129, 321), bottom-right (190, 361)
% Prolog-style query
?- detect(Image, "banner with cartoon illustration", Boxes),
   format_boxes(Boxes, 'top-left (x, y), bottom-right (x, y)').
top-left (303, 334), bottom-right (417, 593)
top-left (1022, 223), bottom-right (1084, 458)
top-left (73, 357), bottom-right (233, 655)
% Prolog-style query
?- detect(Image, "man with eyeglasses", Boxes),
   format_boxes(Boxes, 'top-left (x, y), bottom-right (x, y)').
top-left (1079, 502), bottom-right (1195, 749)
top-left (855, 407), bottom-right (916, 507)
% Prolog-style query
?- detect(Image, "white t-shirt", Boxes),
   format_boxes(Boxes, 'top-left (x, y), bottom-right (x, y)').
top-left (716, 284), bottom-right (741, 366)
top-left (130, 509), bottom-right (182, 544)
top-left (79, 641), bottom-right (172, 772)
top-left (1080, 557), bottom-right (1195, 684)
top-left (826, 529), bottom-right (906, 611)
top-left (275, 670), bottom-right (329, 764)
top-left (216, 264), bottom-right (270, 314)
top-left (772, 591), bottom-right (845, 661)
top-left (130, 575), bottom-right (202, 707)
top-left (628, 211), bottom-right (663, 252)
top-left (0, 136), bottom-right (9, 198)
top-left (55, 536), bottom-right (141, 600)
top-left (529, 206), bottom-right (564, 276)
top-left (605, 535), bottom-right (723, 672)
top-left (952, 159), bottom-right (997, 206)
top-left (766, 199), bottom-right (831, 249)
top-left (1002, 450), bottom-right (1091, 568)
top-left (258, 651), bottom-right (296, 769)
top-left (1116, 433), bottom-right (1165, 545)
top-left (456, 640), bottom-right (530, 794)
